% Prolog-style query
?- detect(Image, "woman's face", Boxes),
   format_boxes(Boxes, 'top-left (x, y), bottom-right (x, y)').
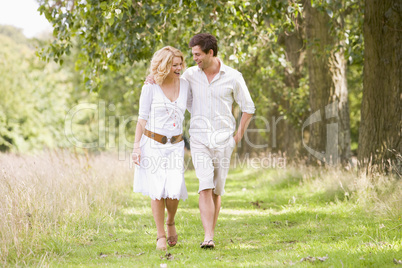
top-left (167, 56), bottom-right (183, 79)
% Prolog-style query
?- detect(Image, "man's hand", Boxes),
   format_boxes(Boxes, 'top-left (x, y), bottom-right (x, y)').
top-left (233, 112), bottom-right (253, 145)
top-left (145, 75), bottom-right (156, 84)
top-left (233, 134), bottom-right (240, 145)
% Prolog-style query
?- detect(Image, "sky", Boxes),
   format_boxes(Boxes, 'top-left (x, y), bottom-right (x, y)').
top-left (0, 0), bottom-right (52, 38)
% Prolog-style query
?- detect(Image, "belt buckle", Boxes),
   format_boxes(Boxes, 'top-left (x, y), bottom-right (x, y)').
top-left (161, 135), bottom-right (177, 144)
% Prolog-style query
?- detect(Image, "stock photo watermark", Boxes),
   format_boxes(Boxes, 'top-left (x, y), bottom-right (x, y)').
top-left (64, 100), bottom-right (340, 167)
top-left (127, 152), bottom-right (286, 171)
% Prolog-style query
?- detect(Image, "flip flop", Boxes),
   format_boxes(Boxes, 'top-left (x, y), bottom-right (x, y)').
top-left (205, 240), bottom-right (215, 249)
top-left (200, 240), bottom-right (215, 249)
top-left (200, 241), bottom-right (208, 248)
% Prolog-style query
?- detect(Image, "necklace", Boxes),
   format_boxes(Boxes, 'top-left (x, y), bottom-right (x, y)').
top-left (164, 101), bottom-right (178, 127)
top-left (161, 81), bottom-right (179, 127)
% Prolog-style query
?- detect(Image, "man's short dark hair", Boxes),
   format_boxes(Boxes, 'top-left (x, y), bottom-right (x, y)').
top-left (189, 33), bottom-right (218, 57)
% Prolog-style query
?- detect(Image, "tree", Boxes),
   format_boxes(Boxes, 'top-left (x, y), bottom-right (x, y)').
top-left (0, 26), bottom-right (73, 151)
top-left (276, 12), bottom-right (306, 159)
top-left (358, 0), bottom-right (401, 172)
top-left (37, 0), bottom-right (284, 91)
top-left (303, 1), bottom-right (351, 165)
top-left (38, 0), bottom-right (362, 164)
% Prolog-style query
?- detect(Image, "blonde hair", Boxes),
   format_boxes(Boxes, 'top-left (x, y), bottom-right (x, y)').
top-left (149, 46), bottom-right (186, 85)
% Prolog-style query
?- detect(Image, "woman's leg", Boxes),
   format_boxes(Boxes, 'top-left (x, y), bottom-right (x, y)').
top-left (165, 198), bottom-right (179, 246)
top-left (151, 199), bottom-right (167, 249)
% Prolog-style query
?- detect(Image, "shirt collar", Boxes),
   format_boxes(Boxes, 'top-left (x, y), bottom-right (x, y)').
top-left (218, 59), bottom-right (227, 74)
top-left (197, 58), bottom-right (227, 75)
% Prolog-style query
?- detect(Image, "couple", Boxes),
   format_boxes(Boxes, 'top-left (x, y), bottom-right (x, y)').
top-left (132, 33), bottom-right (255, 250)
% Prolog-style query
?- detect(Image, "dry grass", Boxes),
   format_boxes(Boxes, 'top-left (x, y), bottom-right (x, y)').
top-left (278, 164), bottom-right (402, 217)
top-left (0, 150), bottom-right (132, 264)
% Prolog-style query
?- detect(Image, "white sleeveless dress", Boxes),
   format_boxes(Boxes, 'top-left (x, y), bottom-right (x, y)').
top-left (133, 78), bottom-right (189, 201)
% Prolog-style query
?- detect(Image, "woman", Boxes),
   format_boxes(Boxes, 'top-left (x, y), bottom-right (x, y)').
top-left (132, 46), bottom-right (189, 251)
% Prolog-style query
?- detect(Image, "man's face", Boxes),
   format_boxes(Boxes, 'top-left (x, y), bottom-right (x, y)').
top-left (192, 45), bottom-right (213, 70)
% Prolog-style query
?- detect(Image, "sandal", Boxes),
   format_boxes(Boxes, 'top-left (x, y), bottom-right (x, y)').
top-left (166, 221), bottom-right (178, 247)
top-left (200, 240), bottom-right (215, 249)
top-left (156, 235), bottom-right (167, 251)
top-left (200, 241), bottom-right (208, 248)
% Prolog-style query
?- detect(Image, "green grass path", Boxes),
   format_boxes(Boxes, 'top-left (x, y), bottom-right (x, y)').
top-left (50, 169), bottom-right (401, 267)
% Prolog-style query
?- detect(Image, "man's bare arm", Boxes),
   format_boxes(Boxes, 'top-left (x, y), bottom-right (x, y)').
top-left (234, 112), bottom-right (253, 144)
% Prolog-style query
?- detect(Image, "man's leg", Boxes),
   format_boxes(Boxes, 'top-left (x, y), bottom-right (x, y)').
top-left (204, 142), bottom-right (234, 245)
top-left (191, 140), bottom-right (215, 244)
top-left (212, 192), bottom-right (221, 230)
top-left (199, 189), bottom-right (215, 242)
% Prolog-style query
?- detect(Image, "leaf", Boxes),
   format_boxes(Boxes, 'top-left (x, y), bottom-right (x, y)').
top-left (300, 255), bottom-right (329, 263)
top-left (100, 2), bottom-right (107, 10)
top-left (394, 259), bottom-right (402, 265)
top-left (326, 9), bottom-right (333, 18)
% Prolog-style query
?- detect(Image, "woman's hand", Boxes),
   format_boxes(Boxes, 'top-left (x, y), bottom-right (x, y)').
top-left (132, 147), bottom-right (141, 166)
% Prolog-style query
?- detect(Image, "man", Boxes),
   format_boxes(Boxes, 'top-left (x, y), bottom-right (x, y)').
top-left (182, 33), bottom-right (255, 249)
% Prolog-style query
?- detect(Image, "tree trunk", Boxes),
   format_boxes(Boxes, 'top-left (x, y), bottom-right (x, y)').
top-left (358, 0), bottom-right (401, 172)
top-left (277, 29), bottom-right (305, 159)
top-left (304, 1), bottom-right (352, 165)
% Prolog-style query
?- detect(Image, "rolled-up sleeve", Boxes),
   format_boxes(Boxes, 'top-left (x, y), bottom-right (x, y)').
top-left (138, 85), bottom-right (153, 120)
top-left (234, 73), bottom-right (256, 114)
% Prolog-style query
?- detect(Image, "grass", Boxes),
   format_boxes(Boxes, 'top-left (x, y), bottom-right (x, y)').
top-left (0, 152), bottom-right (401, 267)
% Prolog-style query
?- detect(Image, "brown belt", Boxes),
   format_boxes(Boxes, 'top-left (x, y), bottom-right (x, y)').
top-left (144, 129), bottom-right (183, 144)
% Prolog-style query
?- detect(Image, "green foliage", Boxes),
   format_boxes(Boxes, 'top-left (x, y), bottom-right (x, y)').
top-left (36, 0), bottom-right (311, 153)
top-left (242, 45), bottom-right (310, 126)
top-left (3, 1), bottom-right (366, 155)
top-left (348, 64), bottom-right (363, 153)
top-left (0, 25), bottom-right (29, 45)
top-left (344, 2), bottom-right (364, 153)
top-left (38, 0), bottom-right (366, 152)
top-left (0, 24), bottom-right (150, 152)
top-left (0, 28), bottom-right (72, 151)
top-left (37, 0), bottom-right (294, 92)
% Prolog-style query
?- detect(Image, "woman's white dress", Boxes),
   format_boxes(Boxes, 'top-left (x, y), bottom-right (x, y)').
top-left (133, 78), bottom-right (189, 201)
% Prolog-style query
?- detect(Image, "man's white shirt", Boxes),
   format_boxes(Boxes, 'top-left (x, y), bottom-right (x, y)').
top-left (182, 59), bottom-right (255, 148)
